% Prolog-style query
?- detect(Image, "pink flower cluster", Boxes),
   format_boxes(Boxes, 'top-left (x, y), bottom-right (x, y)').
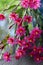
top-left (14, 27), bottom-right (42, 63)
top-left (21, 0), bottom-right (41, 9)
top-left (10, 13), bottom-right (22, 26)
top-left (6, 25), bottom-right (42, 63)
top-left (10, 13), bottom-right (32, 26)
top-left (29, 46), bottom-right (43, 63)
top-left (1, 11), bottom-right (42, 63)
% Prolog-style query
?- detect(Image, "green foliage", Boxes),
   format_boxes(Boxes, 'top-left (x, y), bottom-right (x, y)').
top-left (0, 0), bottom-right (20, 12)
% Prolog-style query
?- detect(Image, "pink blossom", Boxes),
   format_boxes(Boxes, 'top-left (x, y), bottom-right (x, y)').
top-left (37, 47), bottom-right (43, 54)
top-left (20, 0), bottom-right (29, 8)
top-left (0, 14), bottom-right (5, 20)
top-left (10, 12), bottom-right (18, 21)
top-left (30, 27), bottom-right (41, 38)
top-left (3, 52), bottom-right (11, 61)
top-left (28, 36), bottom-right (35, 44)
top-left (29, 0), bottom-right (41, 9)
top-left (15, 18), bottom-right (22, 26)
top-left (15, 49), bottom-right (25, 59)
top-left (24, 35), bottom-right (35, 44)
top-left (7, 37), bottom-right (15, 45)
top-left (34, 55), bottom-right (41, 63)
top-left (23, 42), bottom-right (32, 50)
top-left (21, 39), bottom-right (32, 50)
top-left (29, 46), bottom-right (38, 57)
top-left (29, 51), bottom-right (36, 57)
top-left (16, 26), bottom-right (26, 36)
top-left (24, 15), bottom-right (32, 23)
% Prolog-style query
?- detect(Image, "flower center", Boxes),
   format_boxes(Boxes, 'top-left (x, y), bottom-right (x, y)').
top-left (20, 30), bottom-right (23, 33)
top-left (39, 50), bottom-right (41, 53)
top-left (36, 32), bottom-right (38, 34)
top-left (33, 48), bottom-right (36, 51)
top-left (36, 58), bottom-right (40, 61)
top-left (30, 55), bottom-right (33, 57)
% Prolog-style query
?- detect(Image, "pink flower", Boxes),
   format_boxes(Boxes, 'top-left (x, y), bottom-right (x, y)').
top-left (30, 27), bottom-right (41, 38)
top-left (15, 18), bottom-right (22, 26)
top-left (33, 46), bottom-right (37, 52)
top-left (28, 36), bottom-right (35, 44)
top-left (29, 46), bottom-right (38, 57)
top-left (21, 39), bottom-right (32, 50)
top-left (24, 36), bottom-right (35, 44)
top-left (7, 37), bottom-right (15, 45)
top-left (29, 51), bottom-right (36, 57)
top-left (16, 26), bottom-right (26, 36)
top-left (24, 15), bottom-right (32, 23)
top-left (34, 55), bottom-right (41, 63)
top-left (10, 12), bottom-right (18, 21)
top-left (37, 47), bottom-right (43, 54)
top-left (29, 0), bottom-right (41, 9)
top-left (3, 52), bottom-right (11, 61)
top-left (23, 42), bottom-right (32, 50)
top-left (15, 49), bottom-right (25, 59)
top-left (20, 0), bottom-right (29, 8)
top-left (0, 14), bottom-right (5, 20)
